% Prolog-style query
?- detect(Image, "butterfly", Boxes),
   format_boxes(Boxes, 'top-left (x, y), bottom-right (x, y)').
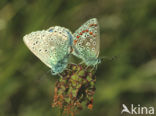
top-left (23, 18), bottom-right (100, 75)
top-left (72, 18), bottom-right (101, 66)
top-left (23, 26), bottom-right (73, 75)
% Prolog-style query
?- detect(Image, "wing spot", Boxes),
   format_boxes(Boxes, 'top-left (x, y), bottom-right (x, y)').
top-left (82, 30), bottom-right (85, 33)
top-left (94, 24), bottom-right (97, 26)
top-left (90, 39), bottom-right (93, 42)
top-left (78, 43), bottom-right (82, 46)
top-left (89, 32), bottom-right (93, 35)
top-left (92, 48), bottom-right (95, 51)
top-left (86, 47), bottom-right (90, 50)
top-left (61, 41), bottom-right (64, 45)
top-left (74, 40), bottom-right (78, 45)
top-left (86, 42), bottom-right (91, 46)
top-left (89, 24), bottom-right (94, 27)
top-left (77, 36), bottom-right (80, 38)
top-left (89, 24), bottom-right (97, 27)
top-left (93, 41), bottom-right (96, 46)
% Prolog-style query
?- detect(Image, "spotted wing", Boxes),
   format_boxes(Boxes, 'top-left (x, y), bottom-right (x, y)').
top-left (23, 26), bottom-right (72, 73)
top-left (72, 18), bottom-right (100, 65)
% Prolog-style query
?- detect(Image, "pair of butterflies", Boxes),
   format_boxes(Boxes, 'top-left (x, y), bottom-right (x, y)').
top-left (23, 18), bottom-right (101, 75)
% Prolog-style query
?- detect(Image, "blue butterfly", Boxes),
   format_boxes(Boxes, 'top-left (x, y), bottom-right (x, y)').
top-left (72, 18), bottom-right (101, 66)
top-left (23, 26), bottom-right (72, 75)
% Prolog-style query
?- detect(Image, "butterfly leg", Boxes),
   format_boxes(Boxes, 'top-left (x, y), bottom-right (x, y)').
top-left (65, 63), bottom-right (78, 71)
top-left (90, 65), bottom-right (97, 72)
top-left (84, 65), bottom-right (89, 70)
top-left (65, 68), bottom-right (72, 71)
top-left (58, 73), bottom-right (64, 78)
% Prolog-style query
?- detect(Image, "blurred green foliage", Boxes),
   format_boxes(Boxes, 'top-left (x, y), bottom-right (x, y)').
top-left (0, 0), bottom-right (156, 116)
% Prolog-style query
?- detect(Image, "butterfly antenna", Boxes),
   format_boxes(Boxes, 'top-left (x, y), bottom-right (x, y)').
top-left (58, 73), bottom-right (63, 78)
top-left (100, 56), bottom-right (118, 62)
top-left (84, 65), bottom-right (89, 70)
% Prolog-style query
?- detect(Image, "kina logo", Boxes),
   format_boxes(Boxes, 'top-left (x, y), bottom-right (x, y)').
top-left (121, 104), bottom-right (154, 115)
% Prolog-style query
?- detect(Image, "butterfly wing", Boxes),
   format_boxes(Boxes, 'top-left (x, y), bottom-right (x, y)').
top-left (72, 18), bottom-right (100, 65)
top-left (23, 26), bottom-right (72, 74)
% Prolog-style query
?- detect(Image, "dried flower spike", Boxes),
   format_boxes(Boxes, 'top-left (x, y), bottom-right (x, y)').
top-left (52, 64), bottom-right (97, 116)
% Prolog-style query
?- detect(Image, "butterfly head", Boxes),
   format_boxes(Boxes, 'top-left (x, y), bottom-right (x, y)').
top-left (51, 63), bottom-right (67, 75)
top-left (51, 70), bottom-right (59, 75)
top-left (50, 56), bottom-right (69, 75)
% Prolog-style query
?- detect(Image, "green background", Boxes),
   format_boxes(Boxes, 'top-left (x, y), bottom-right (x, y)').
top-left (0, 0), bottom-right (156, 116)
